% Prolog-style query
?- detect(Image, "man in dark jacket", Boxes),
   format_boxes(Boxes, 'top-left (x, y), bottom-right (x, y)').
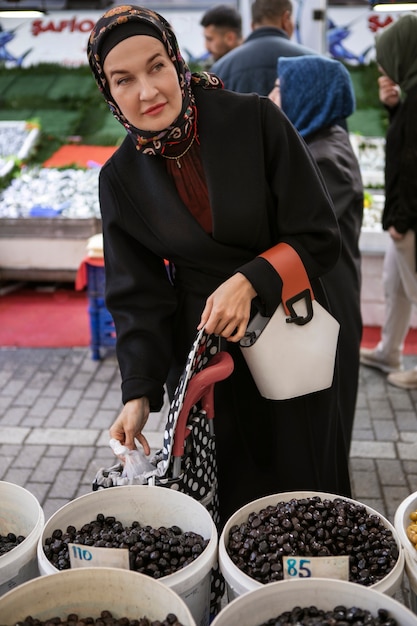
top-left (200, 4), bottom-right (243, 65)
top-left (211, 0), bottom-right (315, 96)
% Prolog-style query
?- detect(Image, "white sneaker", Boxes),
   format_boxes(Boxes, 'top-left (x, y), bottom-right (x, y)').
top-left (359, 347), bottom-right (402, 374)
top-left (387, 369), bottom-right (417, 389)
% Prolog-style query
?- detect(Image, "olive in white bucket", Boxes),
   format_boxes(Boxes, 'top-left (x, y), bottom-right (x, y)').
top-left (0, 481), bottom-right (44, 597)
top-left (37, 485), bottom-right (217, 626)
top-left (0, 566), bottom-right (196, 625)
top-left (210, 578), bottom-right (417, 626)
top-left (219, 491), bottom-right (404, 602)
top-left (394, 490), bottom-right (417, 614)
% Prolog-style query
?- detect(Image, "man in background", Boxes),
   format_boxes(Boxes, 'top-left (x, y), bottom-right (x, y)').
top-left (200, 4), bottom-right (243, 64)
top-left (212, 0), bottom-right (315, 95)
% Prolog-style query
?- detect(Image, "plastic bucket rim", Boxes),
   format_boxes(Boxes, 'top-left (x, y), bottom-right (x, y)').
top-left (0, 566), bottom-right (197, 625)
top-left (219, 490), bottom-right (404, 597)
top-left (0, 481), bottom-right (45, 570)
top-left (210, 577), bottom-right (417, 626)
top-left (394, 490), bottom-right (417, 563)
top-left (37, 485), bottom-right (218, 586)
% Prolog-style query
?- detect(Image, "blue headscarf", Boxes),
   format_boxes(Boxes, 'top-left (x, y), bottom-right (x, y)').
top-left (278, 55), bottom-right (355, 139)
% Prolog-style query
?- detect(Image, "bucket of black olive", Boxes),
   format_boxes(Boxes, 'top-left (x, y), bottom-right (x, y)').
top-left (36, 485), bottom-right (217, 626)
top-left (218, 491), bottom-right (404, 602)
top-left (394, 490), bottom-right (417, 614)
top-left (210, 577), bottom-right (417, 626)
top-left (0, 481), bottom-right (45, 597)
top-left (0, 566), bottom-right (196, 626)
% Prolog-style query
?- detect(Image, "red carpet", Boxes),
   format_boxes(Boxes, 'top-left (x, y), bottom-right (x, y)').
top-left (0, 287), bottom-right (90, 348)
top-left (2, 285), bottom-right (417, 352)
top-left (361, 326), bottom-right (417, 354)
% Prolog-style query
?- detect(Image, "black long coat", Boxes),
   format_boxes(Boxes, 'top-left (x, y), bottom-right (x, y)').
top-left (307, 125), bottom-right (364, 454)
top-left (99, 87), bottom-right (351, 525)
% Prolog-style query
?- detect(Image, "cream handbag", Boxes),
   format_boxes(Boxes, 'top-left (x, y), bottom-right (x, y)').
top-left (240, 243), bottom-right (340, 401)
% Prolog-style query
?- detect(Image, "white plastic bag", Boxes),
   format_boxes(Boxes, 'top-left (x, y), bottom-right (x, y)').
top-left (109, 438), bottom-right (155, 484)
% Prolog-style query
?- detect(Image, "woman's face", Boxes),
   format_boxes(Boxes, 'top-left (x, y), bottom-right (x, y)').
top-left (104, 35), bottom-right (183, 131)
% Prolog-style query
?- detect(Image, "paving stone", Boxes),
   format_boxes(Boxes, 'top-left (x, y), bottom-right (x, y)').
top-left (82, 381), bottom-right (109, 399)
top-left (366, 399), bottom-right (394, 420)
top-left (44, 445), bottom-right (71, 458)
top-left (12, 445), bottom-right (47, 468)
top-left (4, 467), bottom-right (33, 485)
top-left (64, 445), bottom-right (100, 469)
top-left (44, 408), bottom-right (73, 428)
top-left (48, 469), bottom-right (83, 499)
top-left (0, 406), bottom-right (28, 425)
top-left (351, 428), bottom-right (374, 441)
top-left (404, 460), bottom-right (417, 474)
top-left (29, 396), bottom-right (57, 417)
top-left (376, 459), bottom-right (407, 485)
top-left (373, 419), bottom-right (399, 441)
top-left (56, 388), bottom-right (84, 408)
top-left (407, 474), bottom-right (417, 493)
top-left (71, 398), bottom-right (100, 420)
top-left (27, 428), bottom-right (99, 446)
top-left (350, 467), bottom-right (381, 500)
top-left (382, 485), bottom-right (411, 521)
top-left (43, 498), bottom-right (72, 520)
top-left (352, 408), bottom-right (371, 429)
top-left (398, 441), bottom-right (417, 461)
top-left (1, 379), bottom-right (27, 397)
top-left (89, 409), bottom-right (118, 430)
top-left (30, 456), bottom-right (66, 482)
top-left (25, 481), bottom-right (51, 506)
top-left (350, 440), bottom-right (396, 458)
top-left (0, 426), bottom-right (30, 444)
top-left (396, 411), bottom-right (417, 432)
top-left (389, 391), bottom-right (415, 411)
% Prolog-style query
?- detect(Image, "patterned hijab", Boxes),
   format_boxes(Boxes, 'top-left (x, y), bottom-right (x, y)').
top-left (376, 13), bottom-right (417, 95)
top-left (87, 4), bottom-right (222, 155)
top-left (278, 55), bottom-right (355, 139)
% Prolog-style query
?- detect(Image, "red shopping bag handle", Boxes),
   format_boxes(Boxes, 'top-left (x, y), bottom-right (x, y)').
top-left (172, 351), bottom-right (234, 458)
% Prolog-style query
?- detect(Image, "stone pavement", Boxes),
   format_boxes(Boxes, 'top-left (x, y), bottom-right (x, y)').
top-left (2, 345), bottom-right (417, 605)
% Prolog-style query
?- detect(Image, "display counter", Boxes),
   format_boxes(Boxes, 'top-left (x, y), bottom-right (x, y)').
top-left (0, 217), bottom-right (101, 282)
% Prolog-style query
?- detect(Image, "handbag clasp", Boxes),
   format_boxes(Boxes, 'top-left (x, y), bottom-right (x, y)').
top-left (285, 288), bottom-right (313, 326)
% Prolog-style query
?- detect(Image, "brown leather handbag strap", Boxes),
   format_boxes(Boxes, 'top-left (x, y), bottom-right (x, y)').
top-left (259, 243), bottom-right (314, 323)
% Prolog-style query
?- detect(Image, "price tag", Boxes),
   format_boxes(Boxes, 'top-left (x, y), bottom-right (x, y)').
top-left (283, 555), bottom-right (349, 580)
top-left (69, 543), bottom-right (130, 570)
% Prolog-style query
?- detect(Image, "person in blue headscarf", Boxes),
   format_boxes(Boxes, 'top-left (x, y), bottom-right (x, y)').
top-left (270, 55), bottom-right (364, 453)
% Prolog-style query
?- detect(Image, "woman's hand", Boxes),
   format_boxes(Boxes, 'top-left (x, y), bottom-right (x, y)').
top-left (388, 225), bottom-right (405, 242)
top-left (378, 76), bottom-right (400, 109)
top-left (109, 397), bottom-right (151, 455)
top-left (198, 272), bottom-right (257, 342)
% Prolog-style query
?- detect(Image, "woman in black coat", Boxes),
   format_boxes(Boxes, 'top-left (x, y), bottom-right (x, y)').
top-left (87, 4), bottom-right (351, 527)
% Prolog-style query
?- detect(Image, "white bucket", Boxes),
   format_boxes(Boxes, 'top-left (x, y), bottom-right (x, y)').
top-left (210, 577), bottom-right (417, 626)
top-left (404, 550), bottom-right (417, 614)
top-left (37, 485), bottom-right (217, 626)
top-left (0, 566), bottom-right (196, 625)
top-left (219, 491), bottom-right (404, 601)
top-left (394, 491), bottom-right (417, 564)
top-left (0, 481), bottom-right (45, 597)
top-left (394, 491), bottom-right (417, 614)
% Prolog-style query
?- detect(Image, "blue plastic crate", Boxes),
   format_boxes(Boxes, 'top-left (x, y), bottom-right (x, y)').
top-left (86, 263), bottom-right (106, 299)
top-left (86, 263), bottom-right (116, 360)
top-left (88, 300), bottom-right (116, 360)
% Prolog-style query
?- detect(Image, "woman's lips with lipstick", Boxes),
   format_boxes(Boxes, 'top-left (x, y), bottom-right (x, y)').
top-left (144, 102), bottom-right (166, 116)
